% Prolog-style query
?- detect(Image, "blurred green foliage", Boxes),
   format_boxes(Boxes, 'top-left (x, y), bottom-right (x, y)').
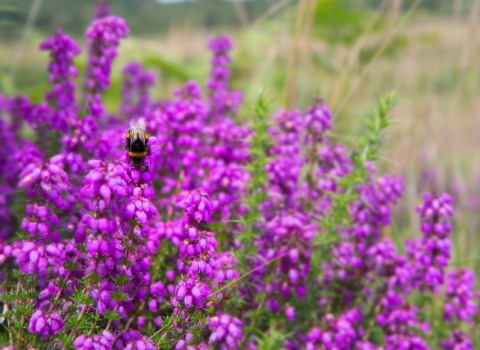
top-left (0, 0), bottom-right (273, 40)
top-left (359, 35), bottom-right (409, 64)
top-left (1, 0), bottom-right (473, 43)
top-left (313, 0), bottom-right (382, 45)
top-left (143, 55), bottom-right (191, 82)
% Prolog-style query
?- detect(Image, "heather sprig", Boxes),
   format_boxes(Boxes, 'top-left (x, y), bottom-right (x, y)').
top-left (235, 93), bottom-right (271, 273)
top-left (316, 92), bottom-right (397, 251)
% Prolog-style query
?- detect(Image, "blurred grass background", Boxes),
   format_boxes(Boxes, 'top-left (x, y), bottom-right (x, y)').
top-left (1, 0), bottom-right (480, 272)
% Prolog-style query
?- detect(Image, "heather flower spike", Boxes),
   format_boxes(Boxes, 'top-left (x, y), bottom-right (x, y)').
top-left (40, 29), bottom-right (81, 133)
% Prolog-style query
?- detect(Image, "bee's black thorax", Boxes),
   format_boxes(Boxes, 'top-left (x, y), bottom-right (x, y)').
top-left (130, 138), bottom-right (147, 153)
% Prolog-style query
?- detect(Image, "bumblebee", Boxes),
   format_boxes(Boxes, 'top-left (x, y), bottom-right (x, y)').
top-left (126, 119), bottom-right (149, 164)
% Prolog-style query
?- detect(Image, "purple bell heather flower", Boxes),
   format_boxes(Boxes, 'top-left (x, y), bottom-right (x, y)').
top-left (384, 335), bottom-right (429, 350)
top-left (94, 0), bottom-right (110, 19)
top-left (13, 241), bottom-right (49, 281)
top-left (202, 118), bottom-right (251, 166)
top-left (367, 239), bottom-right (414, 292)
top-left (208, 36), bottom-right (232, 59)
top-left (177, 188), bottom-right (213, 225)
top-left (64, 153), bottom-right (86, 177)
top-left (79, 160), bottom-right (129, 214)
top-left (175, 335), bottom-right (208, 350)
top-left (12, 97), bottom-right (50, 129)
top-left (321, 175), bottom-right (405, 293)
top-left (266, 156), bottom-right (302, 200)
top-left (304, 309), bottom-right (365, 350)
top-left (137, 316), bottom-right (146, 329)
top-left (355, 341), bottom-right (379, 350)
top-left (208, 313), bottom-right (243, 350)
top-left (172, 277), bottom-right (210, 309)
top-left (14, 141), bottom-right (43, 175)
top-left (177, 224), bottom-right (218, 278)
top-left (215, 252), bottom-right (239, 283)
top-left (75, 160), bottom-right (129, 246)
top-left (347, 175), bottom-right (404, 237)
top-left (166, 269), bottom-right (175, 281)
top-left (302, 142), bottom-right (353, 216)
top-left (417, 192), bottom-right (454, 223)
top-left (443, 269), bottom-right (476, 323)
top-left (38, 281), bottom-right (60, 300)
top-left (253, 213), bottom-right (315, 312)
top-left (6, 95), bottom-right (31, 131)
top-left (376, 289), bottom-right (429, 346)
top-left (18, 154), bottom-right (70, 209)
top-left (317, 143), bottom-right (353, 180)
top-left (202, 164), bottom-right (249, 221)
top-left (441, 331), bottom-right (473, 350)
top-left (323, 241), bottom-right (363, 285)
top-left (0, 115), bottom-right (31, 239)
top-left (407, 192), bottom-right (454, 292)
top-left (28, 309), bottom-right (64, 339)
top-left (63, 115), bottom-right (122, 171)
top-left (12, 240), bottom-right (75, 285)
top-left (122, 195), bottom-right (158, 224)
top-left (114, 329), bottom-right (155, 350)
top-left (285, 306), bottom-right (295, 321)
top-left (269, 108), bottom-right (303, 158)
top-left (21, 203), bottom-right (60, 240)
top-left (0, 195), bottom-right (14, 240)
top-left (0, 241), bottom-right (12, 265)
top-left (155, 220), bottom-right (183, 247)
top-left (304, 97), bottom-right (332, 144)
top-left (121, 62), bottom-right (156, 117)
top-left (73, 331), bottom-right (114, 350)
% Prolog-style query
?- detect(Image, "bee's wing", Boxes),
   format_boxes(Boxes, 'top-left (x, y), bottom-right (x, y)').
top-left (137, 119), bottom-right (146, 143)
top-left (129, 119), bottom-right (138, 142)
top-left (129, 119), bottom-right (138, 131)
top-left (137, 119), bottom-right (146, 131)
top-left (129, 119), bottom-right (147, 143)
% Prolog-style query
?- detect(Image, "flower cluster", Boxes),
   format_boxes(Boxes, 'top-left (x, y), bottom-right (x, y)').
top-left (407, 192), bottom-right (454, 292)
top-left (121, 62), bottom-right (156, 118)
top-left (85, 15), bottom-right (128, 118)
top-left (28, 310), bottom-right (64, 339)
top-left (18, 154), bottom-right (70, 209)
top-left (39, 28), bottom-right (81, 132)
top-left (444, 269), bottom-right (476, 323)
top-left (208, 314), bottom-right (244, 349)
top-left (207, 35), bottom-right (242, 119)
top-left (73, 331), bottom-right (114, 350)
top-left (441, 331), bottom-right (473, 350)
top-left (172, 190), bottom-right (216, 307)
top-left (299, 309), bottom-right (376, 350)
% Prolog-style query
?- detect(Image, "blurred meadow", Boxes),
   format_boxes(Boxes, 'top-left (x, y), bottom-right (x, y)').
top-left (1, 0), bottom-right (480, 270)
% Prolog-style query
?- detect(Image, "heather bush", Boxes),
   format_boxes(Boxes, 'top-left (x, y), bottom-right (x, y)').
top-left (0, 7), bottom-right (478, 350)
